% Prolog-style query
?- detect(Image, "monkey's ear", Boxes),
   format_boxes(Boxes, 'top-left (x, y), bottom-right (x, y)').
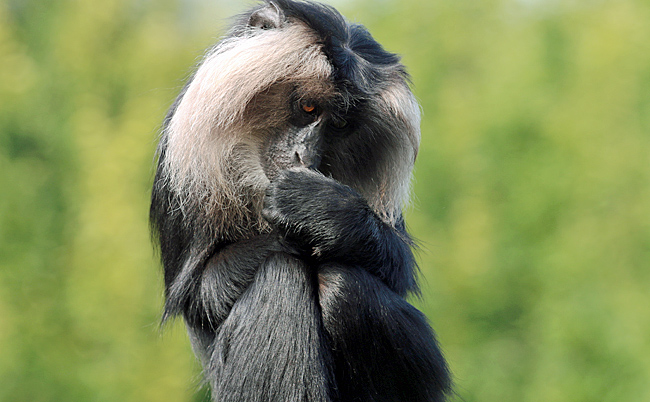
top-left (248, 2), bottom-right (285, 29)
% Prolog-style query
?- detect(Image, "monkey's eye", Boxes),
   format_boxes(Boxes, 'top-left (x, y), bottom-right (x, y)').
top-left (330, 116), bottom-right (348, 130)
top-left (301, 102), bottom-right (317, 114)
top-left (292, 99), bottom-right (321, 126)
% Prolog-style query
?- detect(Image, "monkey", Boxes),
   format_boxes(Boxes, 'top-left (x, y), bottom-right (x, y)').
top-left (150, 1), bottom-right (451, 401)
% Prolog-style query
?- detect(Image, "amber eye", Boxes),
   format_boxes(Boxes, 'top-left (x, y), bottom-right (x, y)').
top-left (301, 102), bottom-right (316, 114)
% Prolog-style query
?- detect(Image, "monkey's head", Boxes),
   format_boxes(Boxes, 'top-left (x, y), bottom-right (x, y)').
top-left (157, 0), bottom-right (420, 239)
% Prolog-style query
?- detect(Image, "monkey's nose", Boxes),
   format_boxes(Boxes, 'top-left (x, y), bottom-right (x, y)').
top-left (292, 125), bottom-right (323, 170)
top-left (294, 147), bottom-right (322, 170)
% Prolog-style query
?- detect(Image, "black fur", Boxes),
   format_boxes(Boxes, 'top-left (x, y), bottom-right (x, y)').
top-left (151, 1), bottom-right (451, 401)
top-left (263, 168), bottom-right (417, 296)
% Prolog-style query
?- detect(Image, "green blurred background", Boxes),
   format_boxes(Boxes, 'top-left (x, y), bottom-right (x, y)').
top-left (1, 0), bottom-right (648, 401)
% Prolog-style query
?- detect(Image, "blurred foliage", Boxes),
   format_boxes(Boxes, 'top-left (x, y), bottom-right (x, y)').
top-left (0, 0), bottom-right (648, 401)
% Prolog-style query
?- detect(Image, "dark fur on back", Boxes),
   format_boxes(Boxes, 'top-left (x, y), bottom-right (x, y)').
top-left (151, 1), bottom-right (451, 401)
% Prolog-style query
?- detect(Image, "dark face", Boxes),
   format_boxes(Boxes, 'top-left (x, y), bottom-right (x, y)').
top-left (262, 96), bottom-right (351, 180)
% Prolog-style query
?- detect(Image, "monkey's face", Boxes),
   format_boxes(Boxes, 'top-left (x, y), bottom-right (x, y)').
top-left (264, 101), bottom-right (325, 176)
top-left (259, 90), bottom-right (353, 180)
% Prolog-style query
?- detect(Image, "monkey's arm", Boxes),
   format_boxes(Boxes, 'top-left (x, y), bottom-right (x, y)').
top-left (318, 264), bottom-right (451, 402)
top-left (263, 168), bottom-right (417, 296)
top-left (152, 162), bottom-right (281, 327)
top-left (163, 234), bottom-right (280, 329)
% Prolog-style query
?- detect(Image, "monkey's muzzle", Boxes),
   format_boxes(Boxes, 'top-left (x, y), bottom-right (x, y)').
top-left (265, 120), bottom-right (325, 179)
top-left (292, 122), bottom-right (324, 170)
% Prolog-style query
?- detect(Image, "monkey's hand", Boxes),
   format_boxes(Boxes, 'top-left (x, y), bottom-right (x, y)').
top-left (262, 168), bottom-right (417, 295)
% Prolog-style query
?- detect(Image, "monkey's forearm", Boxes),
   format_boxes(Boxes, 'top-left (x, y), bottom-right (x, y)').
top-left (263, 168), bottom-right (417, 295)
top-left (166, 234), bottom-right (280, 329)
top-left (308, 204), bottom-right (418, 296)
